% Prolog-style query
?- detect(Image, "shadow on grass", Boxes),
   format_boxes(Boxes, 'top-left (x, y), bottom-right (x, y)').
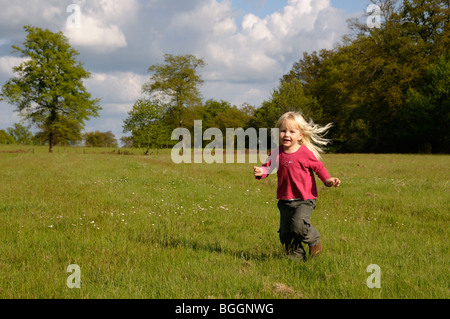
top-left (133, 231), bottom-right (282, 261)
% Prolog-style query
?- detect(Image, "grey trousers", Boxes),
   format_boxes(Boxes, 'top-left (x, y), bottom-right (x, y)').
top-left (277, 199), bottom-right (320, 259)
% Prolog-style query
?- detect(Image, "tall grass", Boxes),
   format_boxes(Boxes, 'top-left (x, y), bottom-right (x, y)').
top-left (0, 145), bottom-right (448, 298)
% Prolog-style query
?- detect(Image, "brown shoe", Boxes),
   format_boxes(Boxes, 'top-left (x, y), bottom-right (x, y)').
top-left (309, 241), bottom-right (322, 257)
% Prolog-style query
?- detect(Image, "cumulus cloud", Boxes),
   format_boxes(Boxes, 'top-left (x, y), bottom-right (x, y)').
top-left (63, 0), bottom-right (140, 52)
top-left (85, 71), bottom-right (146, 105)
top-left (0, 56), bottom-right (29, 76)
top-left (167, 0), bottom-right (345, 86)
top-left (0, 0), bottom-right (62, 32)
top-left (64, 17), bottom-right (127, 52)
top-left (69, 71), bottom-right (147, 138)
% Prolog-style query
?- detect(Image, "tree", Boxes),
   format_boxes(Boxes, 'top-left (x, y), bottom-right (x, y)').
top-left (239, 103), bottom-right (256, 119)
top-left (211, 106), bottom-right (252, 132)
top-left (33, 116), bottom-right (83, 146)
top-left (123, 98), bottom-right (169, 153)
top-left (120, 136), bottom-right (133, 148)
top-left (396, 56), bottom-right (450, 153)
top-left (142, 54), bottom-right (206, 129)
top-left (0, 25), bottom-right (101, 153)
top-left (250, 100), bottom-right (282, 131)
top-left (401, 0), bottom-right (450, 55)
top-left (250, 78), bottom-right (321, 135)
top-left (202, 99), bottom-right (232, 128)
top-left (0, 130), bottom-right (15, 144)
top-left (83, 131), bottom-right (118, 148)
top-left (7, 123), bottom-right (33, 145)
top-left (271, 79), bottom-right (322, 121)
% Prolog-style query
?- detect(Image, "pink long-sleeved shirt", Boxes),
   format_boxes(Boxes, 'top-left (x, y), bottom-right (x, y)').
top-left (256, 146), bottom-right (330, 200)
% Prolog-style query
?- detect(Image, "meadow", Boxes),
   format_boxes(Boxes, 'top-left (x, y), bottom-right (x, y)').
top-left (0, 145), bottom-right (448, 299)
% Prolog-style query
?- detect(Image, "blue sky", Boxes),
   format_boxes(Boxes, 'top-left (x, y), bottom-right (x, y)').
top-left (329, 0), bottom-right (370, 14)
top-left (0, 0), bottom-right (372, 143)
top-left (234, 0), bottom-right (368, 18)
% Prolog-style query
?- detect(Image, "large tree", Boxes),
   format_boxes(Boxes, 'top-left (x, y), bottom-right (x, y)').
top-left (142, 54), bottom-right (206, 129)
top-left (0, 25), bottom-right (100, 152)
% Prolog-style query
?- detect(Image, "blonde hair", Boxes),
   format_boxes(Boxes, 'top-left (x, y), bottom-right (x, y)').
top-left (275, 112), bottom-right (332, 160)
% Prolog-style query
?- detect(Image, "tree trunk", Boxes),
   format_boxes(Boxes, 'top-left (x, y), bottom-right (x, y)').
top-left (49, 107), bottom-right (57, 153)
top-left (49, 130), bottom-right (54, 153)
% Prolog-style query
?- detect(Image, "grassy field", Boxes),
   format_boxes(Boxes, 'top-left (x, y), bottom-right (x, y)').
top-left (0, 145), bottom-right (448, 299)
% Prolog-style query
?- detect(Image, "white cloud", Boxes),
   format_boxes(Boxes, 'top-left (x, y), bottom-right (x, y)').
top-left (64, 17), bottom-right (127, 52)
top-left (162, 0), bottom-right (346, 107)
top-left (85, 71), bottom-right (146, 105)
top-left (169, 0), bottom-right (345, 85)
top-left (63, 0), bottom-right (139, 52)
top-left (69, 70), bottom-right (147, 138)
top-left (0, 1), bottom-right (61, 28)
top-left (0, 56), bottom-right (29, 76)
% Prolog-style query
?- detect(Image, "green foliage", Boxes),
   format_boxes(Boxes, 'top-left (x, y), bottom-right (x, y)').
top-left (396, 56), bottom-right (450, 153)
top-left (250, 100), bottom-right (282, 131)
top-left (0, 25), bottom-right (100, 153)
top-left (34, 116), bottom-right (83, 146)
top-left (120, 136), bottom-right (133, 148)
top-left (271, 79), bottom-right (322, 121)
top-left (202, 99), bottom-right (232, 128)
top-left (6, 123), bottom-right (33, 145)
top-left (123, 98), bottom-right (171, 151)
top-left (206, 101), bottom-right (252, 131)
top-left (0, 130), bottom-right (15, 144)
top-left (83, 131), bottom-right (118, 148)
top-left (142, 54), bottom-right (206, 128)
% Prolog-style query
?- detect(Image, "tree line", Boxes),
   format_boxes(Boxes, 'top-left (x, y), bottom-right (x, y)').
top-left (1, 0), bottom-right (449, 153)
top-left (0, 122), bottom-right (118, 148)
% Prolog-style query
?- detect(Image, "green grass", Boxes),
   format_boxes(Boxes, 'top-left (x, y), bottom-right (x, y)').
top-left (0, 145), bottom-right (448, 298)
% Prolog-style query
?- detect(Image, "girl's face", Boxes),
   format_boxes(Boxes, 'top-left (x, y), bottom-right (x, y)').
top-left (279, 122), bottom-right (303, 152)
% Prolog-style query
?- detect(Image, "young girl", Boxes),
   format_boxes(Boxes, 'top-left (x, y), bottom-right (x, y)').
top-left (254, 112), bottom-right (340, 261)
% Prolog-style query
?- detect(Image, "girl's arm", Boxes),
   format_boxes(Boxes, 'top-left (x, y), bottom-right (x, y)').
top-left (305, 148), bottom-right (339, 187)
top-left (254, 150), bottom-right (278, 180)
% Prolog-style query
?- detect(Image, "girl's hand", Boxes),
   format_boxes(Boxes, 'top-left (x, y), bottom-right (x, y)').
top-left (253, 166), bottom-right (263, 177)
top-left (325, 177), bottom-right (341, 188)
